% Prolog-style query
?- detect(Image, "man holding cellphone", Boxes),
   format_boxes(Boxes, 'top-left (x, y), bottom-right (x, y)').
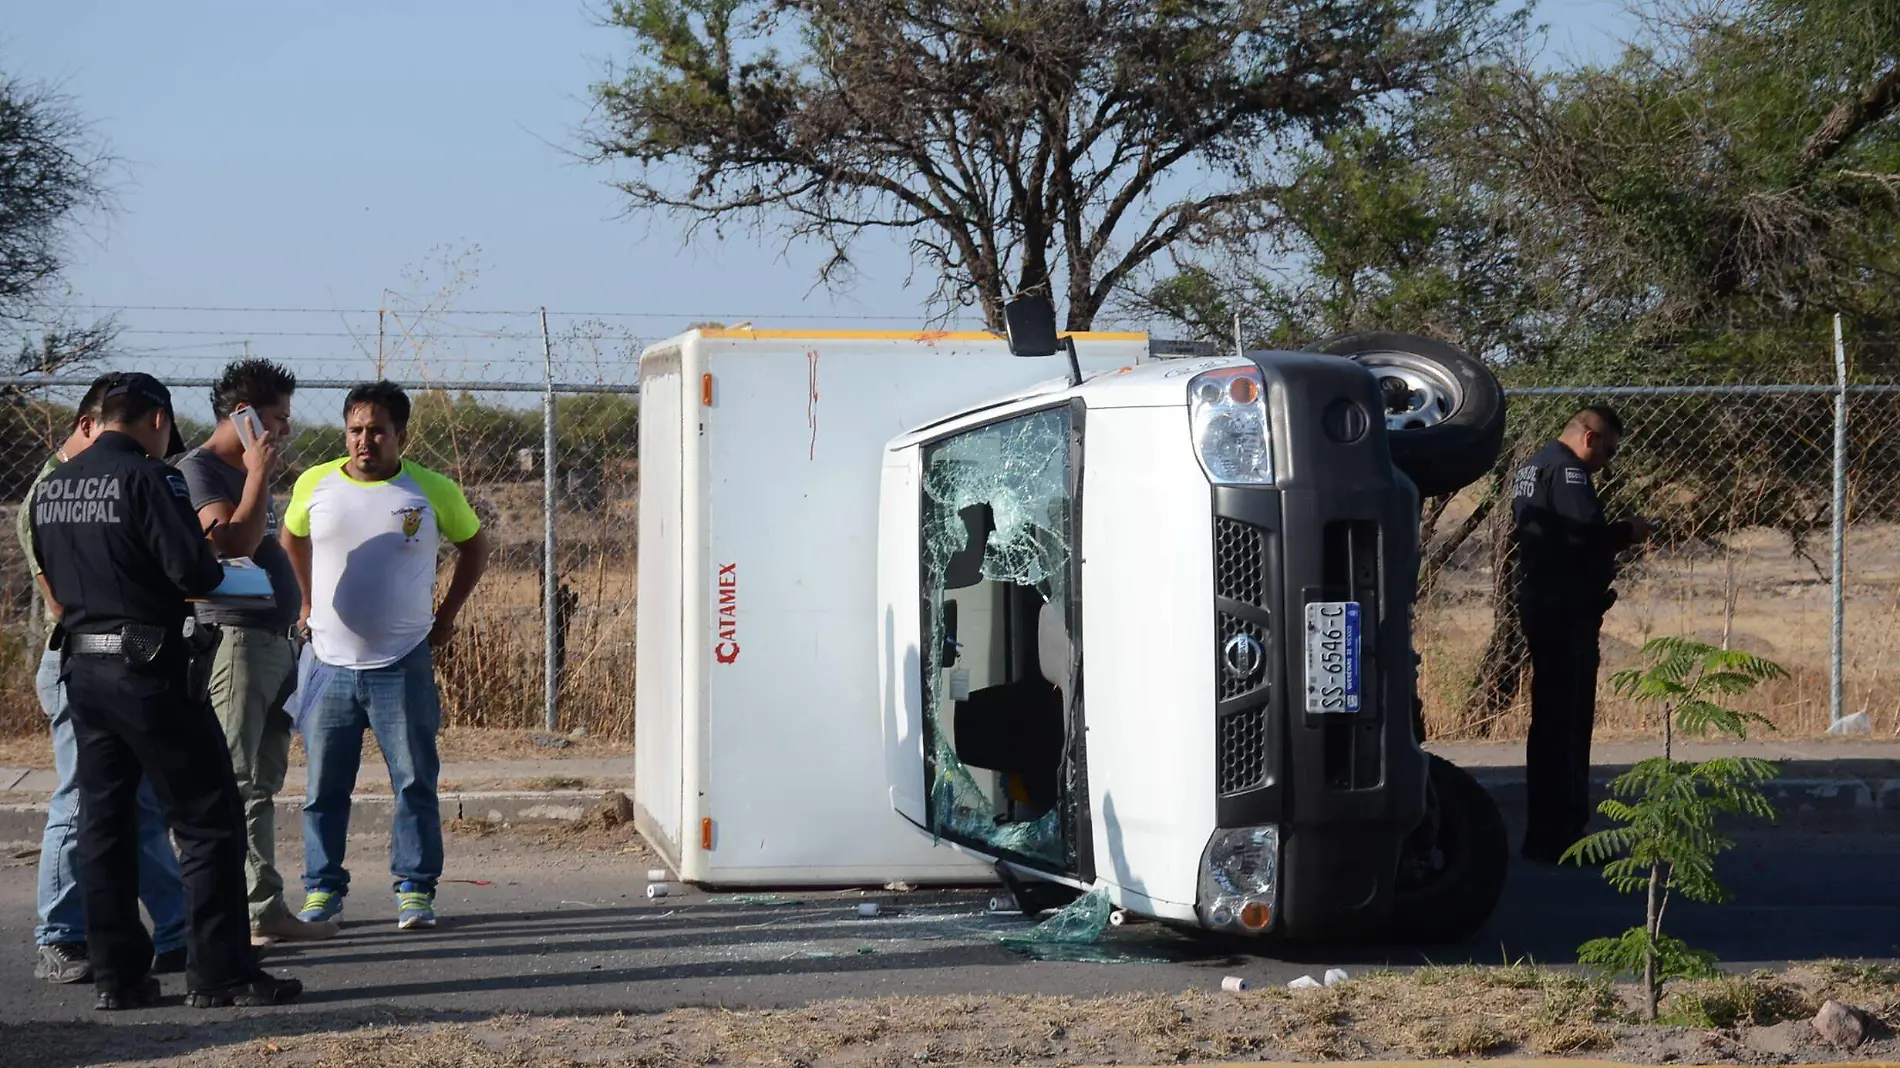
top-left (174, 359), bottom-right (339, 945)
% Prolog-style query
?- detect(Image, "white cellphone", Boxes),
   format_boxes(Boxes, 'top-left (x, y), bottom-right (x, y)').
top-left (233, 406), bottom-right (264, 449)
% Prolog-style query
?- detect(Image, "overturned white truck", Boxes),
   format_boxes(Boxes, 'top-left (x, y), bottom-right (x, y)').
top-left (636, 305), bottom-right (1510, 944)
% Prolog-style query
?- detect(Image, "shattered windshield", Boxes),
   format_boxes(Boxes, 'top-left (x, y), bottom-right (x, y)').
top-left (919, 405), bottom-right (1077, 870)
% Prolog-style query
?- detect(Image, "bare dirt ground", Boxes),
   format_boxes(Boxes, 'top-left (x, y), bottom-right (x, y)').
top-left (11, 962), bottom-right (1898, 1067)
top-left (5, 812), bottom-right (1898, 1068)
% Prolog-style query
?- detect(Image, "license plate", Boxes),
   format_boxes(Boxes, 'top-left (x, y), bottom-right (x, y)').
top-left (1304, 601), bottom-right (1362, 714)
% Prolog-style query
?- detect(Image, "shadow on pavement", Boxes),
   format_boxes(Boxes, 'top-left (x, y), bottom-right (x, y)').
top-left (9, 829), bottom-right (1895, 1068)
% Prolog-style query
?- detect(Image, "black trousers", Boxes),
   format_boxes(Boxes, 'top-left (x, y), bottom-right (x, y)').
top-left (64, 649), bottom-right (253, 992)
top-left (1521, 606), bottom-right (1604, 852)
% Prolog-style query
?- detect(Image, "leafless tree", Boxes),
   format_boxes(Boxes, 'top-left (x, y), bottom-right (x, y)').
top-left (0, 70), bottom-right (116, 375)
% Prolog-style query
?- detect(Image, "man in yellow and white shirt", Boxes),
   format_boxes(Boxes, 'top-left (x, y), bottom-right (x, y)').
top-left (281, 381), bottom-right (490, 931)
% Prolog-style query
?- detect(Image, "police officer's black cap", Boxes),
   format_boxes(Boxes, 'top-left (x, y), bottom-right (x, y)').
top-left (101, 372), bottom-right (188, 459)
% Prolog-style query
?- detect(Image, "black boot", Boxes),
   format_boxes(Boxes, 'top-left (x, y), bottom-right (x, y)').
top-left (95, 976), bottom-right (161, 1011)
top-left (186, 971), bottom-right (302, 1008)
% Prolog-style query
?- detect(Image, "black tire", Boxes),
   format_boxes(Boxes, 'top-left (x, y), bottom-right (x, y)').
top-left (1387, 754), bottom-right (1508, 945)
top-left (1315, 332), bottom-right (1506, 498)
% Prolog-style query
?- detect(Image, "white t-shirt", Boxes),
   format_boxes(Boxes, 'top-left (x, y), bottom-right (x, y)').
top-left (284, 458), bottom-right (481, 669)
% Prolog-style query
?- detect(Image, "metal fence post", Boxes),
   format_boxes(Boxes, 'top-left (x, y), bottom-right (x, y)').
top-left (541, 307), bottom-right (559, 734)
top-left (1830, 312), bottom-right (1847, 730)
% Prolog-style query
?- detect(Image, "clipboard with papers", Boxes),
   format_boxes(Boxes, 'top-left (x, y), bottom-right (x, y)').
top-left (186, 556), bottom-right (277, 606)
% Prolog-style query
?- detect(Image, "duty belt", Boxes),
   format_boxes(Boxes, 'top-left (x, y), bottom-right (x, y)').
top-left (68, 623), bottom-right (170, 663)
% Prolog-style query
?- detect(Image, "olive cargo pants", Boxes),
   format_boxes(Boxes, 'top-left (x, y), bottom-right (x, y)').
top-left (207, 625), bottom-right (297, 926)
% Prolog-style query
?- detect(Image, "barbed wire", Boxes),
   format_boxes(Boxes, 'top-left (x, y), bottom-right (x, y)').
top-left (69, 302), bottom-right (1004, 322)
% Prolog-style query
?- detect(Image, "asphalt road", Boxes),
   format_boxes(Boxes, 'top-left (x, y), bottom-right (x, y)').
top-left (1, 819), bottom-right (1896, 1042)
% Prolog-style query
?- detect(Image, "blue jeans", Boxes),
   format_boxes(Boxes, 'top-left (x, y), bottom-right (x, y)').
top-left (35, 649), bottom-right (188, 953)
top-left (301, 642), bottom-right (442, 897)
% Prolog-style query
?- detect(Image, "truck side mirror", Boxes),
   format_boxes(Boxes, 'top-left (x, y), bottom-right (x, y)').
top-left (1003, 295), bottom-right (1060, 358)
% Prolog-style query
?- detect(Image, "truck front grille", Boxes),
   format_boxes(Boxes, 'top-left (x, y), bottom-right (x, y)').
top-left (1215, 517), bottom-right (1265, 607)
top-left (1217, 707), bottom-right (1267, 793)
top-left (1214, 510), bottom-right (1277, 804)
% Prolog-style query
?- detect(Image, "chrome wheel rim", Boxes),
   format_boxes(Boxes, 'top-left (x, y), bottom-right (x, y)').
top-left (1351, 350), bottom-right (1463, 431)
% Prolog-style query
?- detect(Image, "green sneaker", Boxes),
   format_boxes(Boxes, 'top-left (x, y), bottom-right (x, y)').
top-left (298, 889), bottom-right (343, 924)
top-left (396, 882), bottom-right (436, 930)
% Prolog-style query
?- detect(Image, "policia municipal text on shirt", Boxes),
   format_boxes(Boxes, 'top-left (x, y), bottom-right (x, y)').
top-left (1510, 405), bottom-right (1656, 864)
top-left (28, 372), bottom-right (304, 1011)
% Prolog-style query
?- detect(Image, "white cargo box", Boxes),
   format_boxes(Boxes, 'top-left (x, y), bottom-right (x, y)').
top-left (635, 327), bottom-right (1151, 886)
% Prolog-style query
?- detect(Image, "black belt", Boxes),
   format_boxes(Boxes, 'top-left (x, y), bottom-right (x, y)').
top-left (68, 623), bottom-right (169, 661)
top-left (68, 632), bottom-right (130, 656)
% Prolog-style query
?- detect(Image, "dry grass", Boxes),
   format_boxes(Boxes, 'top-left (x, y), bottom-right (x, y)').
top-left (314, 726), bottom-right (631, 769)
top-left (1419, 523), bottom-right (1900, 740)
top-left (0, 553), bottom-right (640, 745)
top-left (431, 559), bottom-right (637, 743)
top-left (0, 472), bottom-right (640, 741)
top-left (25, 961), bottom-right (1900, 1067)
top-left (0, 725), bottom-right (631, 772)
top-left (10, 505), bottom-right (1900, 746)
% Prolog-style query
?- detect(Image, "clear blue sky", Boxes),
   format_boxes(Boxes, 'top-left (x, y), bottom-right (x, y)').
top-left (5, 0), bottom-right (1636, 394)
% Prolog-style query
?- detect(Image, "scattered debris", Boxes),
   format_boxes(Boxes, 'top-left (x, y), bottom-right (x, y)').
top-left (706, 894), bottom-right (806, 907)
top-left (531, 733), bottom-right (574, 750)
top-left (856, 946), bottom-right (875, 955)
top-left (1222, 976), bottom-right (1250, 992)
top-left (994, 888), bottom-right (1180, 963)
top-left (1813, 999), bottom-right (1868, 1048)
top-left (1325, 968), bottom-right (1350, 987)
top-left (1289, 975), bottom-right (1324, 990)
top-left (645, 884), bottom-right (671, 899)
top-left (587, 791), bottom-right (636, 829)
top-left (645, 868), bottom-right (669, 882)
top-left (986, 894), bottom-right (1017, 914)
top-left (1017, 888), bottom-right (1112, 945)
top-left (884, 880), bottom-right (916, 893)
top-left (857, 902), bottom-right (883, 918)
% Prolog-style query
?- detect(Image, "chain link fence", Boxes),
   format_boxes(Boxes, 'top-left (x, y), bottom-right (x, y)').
top-left (0, 359), bottom-right (641, 743)
top-left (0, 346), bottom-right (1893, 745)
top-left (1418, 380), bottom-right (1900, 742)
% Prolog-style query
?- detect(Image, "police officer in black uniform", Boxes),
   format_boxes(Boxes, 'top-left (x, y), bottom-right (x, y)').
top-left (1510, 405), bottom-right (1654, 863)
top-left (30, 373), bottom-right (302, 1010)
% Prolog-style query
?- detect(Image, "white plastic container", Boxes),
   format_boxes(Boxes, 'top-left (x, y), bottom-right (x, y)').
top-left (634, 328), bottom-right (1152, 887)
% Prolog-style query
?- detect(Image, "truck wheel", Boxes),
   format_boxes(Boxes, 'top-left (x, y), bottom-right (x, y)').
top-left (1388, 754), bottom-right (1507, 945)
top-left (1315, 333), bottom-right (1505, 498)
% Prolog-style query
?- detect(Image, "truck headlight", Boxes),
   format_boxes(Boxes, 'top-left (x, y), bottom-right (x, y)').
top-left (1197, 825), bottom-right (1279, 933)
top-left (1188, 367), bottom-right (1272, 484)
